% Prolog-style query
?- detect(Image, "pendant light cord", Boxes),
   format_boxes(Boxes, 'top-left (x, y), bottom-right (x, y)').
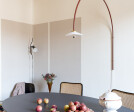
top-left (73, 0), bottom-right (81, 31)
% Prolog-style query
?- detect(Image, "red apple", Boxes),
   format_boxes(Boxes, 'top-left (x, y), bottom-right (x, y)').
top-left (86, 108), bottom-right (90, 111)
top-left (64, 105), bottom-right (69, 111)
top-left (50, 108), bottom-right (56, 112)
top-left (80, 103), bottom-right (85, 106)
top-left (69, 101), bottom-right (74, 107)
top-left (37, 98), bottom-right (42, 104)
top-left (75, 104), bottom-right (80, 110)
top-left (89, 109), bottom-right (94, 112)
top-left (44, 98), bottom-right (49, 104)
top-left (67, 110), bottom-right (73, 112)
top-left (80, 105), bottom-right (87, 111)
top-left (74, 101), bottom-right (80, 105)
top-left (85, 110), bottom-right (90, 112)
top-left (70, 105), bottom-right (76, 111)
top-left (36, 105), bottom-right (42, 112)
top-left (51, 105), bottom-right (57, 109)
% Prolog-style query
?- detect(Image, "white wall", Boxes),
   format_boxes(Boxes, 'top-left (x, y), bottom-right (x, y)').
top-left (0, 0), bottom-right (33, 100)
top-left (33, 23), bottom-right (49, 92)
top-left (1, 0), bottom-right (33, 24)
top-left (81, 0), bottom-right (134, 97)
top-left (33, 18), bottom-right (81, 93)
top-left (1, 20), bottom-right (33, 100)
top-left (81, 0), bottom-right (112, 97)
top-left (50, 18), bottom-right (81, 93)
top-left (0, 0), bottom-right (2, 101)
top-left (112, 0), bottom-right (134, 92)
top-left (0, 21), bottom-right (1, 101)
top-left (34, 0), bottom-right (134, 98)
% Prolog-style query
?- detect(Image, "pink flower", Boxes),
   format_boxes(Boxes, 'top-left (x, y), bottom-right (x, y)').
top-left (42, 73), bottom-right (56, 82)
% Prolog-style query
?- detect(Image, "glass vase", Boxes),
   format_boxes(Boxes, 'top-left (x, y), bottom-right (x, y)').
top-left (47, 81), bottom-right (53, 93)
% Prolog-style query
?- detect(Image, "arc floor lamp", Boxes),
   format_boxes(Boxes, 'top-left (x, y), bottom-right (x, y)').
top-left (66, 0), bottom-right (114, 90)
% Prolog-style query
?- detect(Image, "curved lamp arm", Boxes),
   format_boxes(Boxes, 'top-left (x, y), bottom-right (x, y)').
top-left (73, 0), bottom-right (81, 31)
top-left (103, 0), bottom-right (114, 70)
top-left (70, 0), bottom-right (114, 70)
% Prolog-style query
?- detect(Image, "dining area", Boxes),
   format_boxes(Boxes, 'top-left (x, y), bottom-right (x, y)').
top-left (1, 82), bottom-right (134, 112)
top-left (0, 0), bottom-right (134, 112)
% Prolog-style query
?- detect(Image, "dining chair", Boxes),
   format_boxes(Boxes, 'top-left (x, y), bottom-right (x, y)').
top-left (11, 82), bottom-right (35, 96)
top-left (25, 83), bottom-right (35, 93)
top-left (112, 89), bottom-right (134, 110)
top-left (60, 82), bottom-right (83, 96)
top-left (0, 102), bottom-right (4, 112)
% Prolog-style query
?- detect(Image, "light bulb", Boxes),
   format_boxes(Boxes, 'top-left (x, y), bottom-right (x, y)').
top-left (32, 47), bottom-right (38, 52)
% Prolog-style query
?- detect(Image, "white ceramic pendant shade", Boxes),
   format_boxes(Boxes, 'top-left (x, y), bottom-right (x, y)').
top-left (66, 31), bottom-right (83, 38)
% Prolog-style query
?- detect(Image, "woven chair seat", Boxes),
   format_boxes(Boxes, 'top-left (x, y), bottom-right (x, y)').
top-left (60, 82), bottom-right (83, 96)
top-left (112, 89), bottom-right (134, 110)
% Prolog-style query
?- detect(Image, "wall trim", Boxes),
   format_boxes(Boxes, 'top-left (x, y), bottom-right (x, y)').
top-left (48, 22), bottom-right (50, 73)
top-left (0, 19), bottom-right (2, 101)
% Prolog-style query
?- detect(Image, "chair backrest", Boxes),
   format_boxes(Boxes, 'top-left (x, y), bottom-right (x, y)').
top-left (112, 89), bottom-right (134, 110)
top-left (25, 83), bottom-right (35, 93)
top-left (60, 82), bottom-right (83, 96)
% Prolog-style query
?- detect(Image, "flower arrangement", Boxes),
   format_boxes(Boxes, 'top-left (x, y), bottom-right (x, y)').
top-left (42, 73), bottom-right (56, 82)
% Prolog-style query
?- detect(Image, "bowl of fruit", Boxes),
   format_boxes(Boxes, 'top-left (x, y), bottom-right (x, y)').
top-left (36, 98), bottom-right (94, 112)
top-left (64, 101), bottom-right (94, 112)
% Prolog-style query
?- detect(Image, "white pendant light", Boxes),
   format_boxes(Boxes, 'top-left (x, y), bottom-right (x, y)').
top-left (66, 31), bottom-right (83, 38)
top-left (66, 0), bottom-right (82, 38)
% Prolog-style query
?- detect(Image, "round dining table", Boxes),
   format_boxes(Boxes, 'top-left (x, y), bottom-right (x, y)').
top-left (2, 92), bottom-right (134, 112)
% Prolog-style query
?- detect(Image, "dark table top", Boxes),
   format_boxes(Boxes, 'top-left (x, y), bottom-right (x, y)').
top-left (2, 92), bottom-right (134, 112)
